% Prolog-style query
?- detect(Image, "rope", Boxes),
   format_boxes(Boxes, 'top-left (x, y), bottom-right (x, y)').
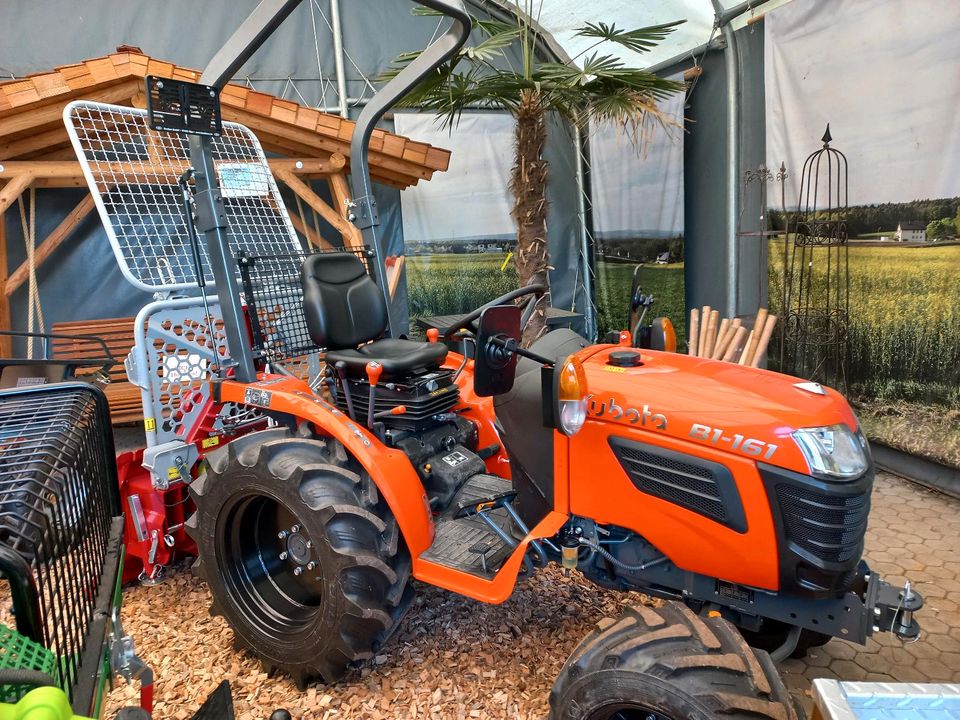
top-left (18, 187), bottom-right (44, 358)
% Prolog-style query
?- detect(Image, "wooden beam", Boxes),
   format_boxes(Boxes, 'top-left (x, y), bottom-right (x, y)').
top-left (0, 127), bottom-right (71, 161)
top-left (271, 155), bottom-right (346, 175)
top-left (0, 157), bottom-right (346, 180)
top-left (5, 194), bottom-right (95, 297)
top-left (327, 172), bottom-right (364, 249)
top-left (287, 212), bottom-right (333, 251)
top-left (0, 161), bottom-right (82, 179)
top-left (0, 210), bottom-right (9, 356)
top-left (272, 168), bottom-right (352, 239)
top-left (0, 81), bottom-right (140, 140)
top-left (0, 174), bottom-right (34, 215)
top-left (386, 255), bottom-right (405, 300)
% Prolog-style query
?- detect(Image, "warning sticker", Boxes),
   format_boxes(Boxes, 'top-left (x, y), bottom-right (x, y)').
top-left (217, 162), bottom-right (271, 198)
top-left (441, 451), bottom-right (469, 467)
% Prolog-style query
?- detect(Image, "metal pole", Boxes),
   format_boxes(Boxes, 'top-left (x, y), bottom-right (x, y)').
top-left (194, 0), bottom-right (306, 382)
top-left (711, 0), bottom-right (741, 316)
top-left (330, 0), bottom-right (349, 117)
top-left (573, 123), bottom-right (596, 339)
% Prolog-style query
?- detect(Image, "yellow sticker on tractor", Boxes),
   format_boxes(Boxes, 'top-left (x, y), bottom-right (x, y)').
top-left (144, 417), bottom-right (157, 431)
top-left (603, 366), bottom-right (628, 373)
top-left (201, 436), bottom-right (220, 449)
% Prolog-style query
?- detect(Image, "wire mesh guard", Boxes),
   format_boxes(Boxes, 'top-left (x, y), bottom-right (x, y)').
top-left (0, 384), bottom-right (122, 706)
top-left (135, 297), bottom-right (262, 444)
top-left (64, 100), bottom-right (301, 292)
top-left (239, 247), bottom-right (373, 364)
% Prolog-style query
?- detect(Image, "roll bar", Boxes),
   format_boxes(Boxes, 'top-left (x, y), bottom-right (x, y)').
top-left (190, 0), bottom-right (472, 381)
top-left (349, 0), bottom-right (472, 336)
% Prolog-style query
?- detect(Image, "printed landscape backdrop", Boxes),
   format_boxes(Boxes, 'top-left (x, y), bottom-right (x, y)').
top-left (395, 79), bottom-right (686, 343)
top-left (765, 0), bottom-right (960, 467)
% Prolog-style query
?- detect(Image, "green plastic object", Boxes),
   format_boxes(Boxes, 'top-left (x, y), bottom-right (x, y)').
top-left (0, 687), bottom-right (93, 720)
top-left (0, 627), bottom-right (58, 704)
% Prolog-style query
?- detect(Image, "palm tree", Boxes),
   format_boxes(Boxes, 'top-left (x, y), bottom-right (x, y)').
top-left (383, 4), bottom-right (684, 344)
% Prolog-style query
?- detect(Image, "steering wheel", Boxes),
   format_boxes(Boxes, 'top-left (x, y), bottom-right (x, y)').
top-left (442, 284), bottom-right (546, 340)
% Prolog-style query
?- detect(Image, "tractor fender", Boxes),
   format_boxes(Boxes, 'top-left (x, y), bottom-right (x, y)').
top-left (217, 377), bottom-right (434, 555)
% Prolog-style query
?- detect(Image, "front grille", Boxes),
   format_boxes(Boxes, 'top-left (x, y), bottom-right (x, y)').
top-left (0, 383), bottom-right (122, 707)
top-left (609, 437), bottom-right (744, 530)
top-left (777, 484), bottom-right (870, 563)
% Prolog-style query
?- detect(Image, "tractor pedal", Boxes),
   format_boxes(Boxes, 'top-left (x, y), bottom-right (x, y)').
top-left (420, 515), bottom-right (513, 579)
top-left (454, 491), bottom-right (517, 519)
top-left (449, 473), bottom-right (513, 516)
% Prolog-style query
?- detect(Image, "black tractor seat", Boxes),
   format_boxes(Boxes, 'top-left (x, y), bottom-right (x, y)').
top-left (301, 252), bottom-right (448, 379)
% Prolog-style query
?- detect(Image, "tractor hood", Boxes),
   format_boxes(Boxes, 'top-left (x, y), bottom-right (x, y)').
top-left (577, 345), bottom-right (861, 476)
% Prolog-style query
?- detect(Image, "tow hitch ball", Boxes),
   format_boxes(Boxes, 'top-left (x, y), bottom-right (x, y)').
top-left (869, 575), bottom-right (923, 640)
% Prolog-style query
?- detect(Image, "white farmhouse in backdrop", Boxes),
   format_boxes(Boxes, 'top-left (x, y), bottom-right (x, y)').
top-left (895, 221), bottom-right (926, 242)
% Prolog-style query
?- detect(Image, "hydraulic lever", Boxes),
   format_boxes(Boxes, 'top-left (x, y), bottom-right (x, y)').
top-left (365, 361), bottom-right (383, 430)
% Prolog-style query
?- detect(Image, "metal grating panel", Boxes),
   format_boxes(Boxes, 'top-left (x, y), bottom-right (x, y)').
top-left (64, 100), bottom-right (302, 292)
top-left (239, 247), bottom-right (372, 364)
top-left (128, 297), bottom-right (268, 446)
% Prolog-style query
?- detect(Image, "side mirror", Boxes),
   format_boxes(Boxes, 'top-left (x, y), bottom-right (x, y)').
top-left (473, 305), bottom-right (521, 397)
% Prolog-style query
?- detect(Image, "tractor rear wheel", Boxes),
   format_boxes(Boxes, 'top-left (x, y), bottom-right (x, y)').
top-left (187, 428), bottom-right (412, 688)
top-left (549, 602), bottom-right (800, 720)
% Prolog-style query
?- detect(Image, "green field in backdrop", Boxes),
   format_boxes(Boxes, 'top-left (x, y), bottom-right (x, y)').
top-left (407, 254), bottom-right (686, 341)
top-left (408, 247), bottom-right (959, 406)
top-left (407, 246), bottom-right (960, 465)
top-left (768, 242), bottom-right (960, 407)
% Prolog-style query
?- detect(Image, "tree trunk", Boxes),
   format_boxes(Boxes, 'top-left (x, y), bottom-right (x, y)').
top-left (510, 89), bottom-right (551, 347)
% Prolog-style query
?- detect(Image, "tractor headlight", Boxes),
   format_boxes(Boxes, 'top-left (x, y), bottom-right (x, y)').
top-left (555, 355), bottom-right (588, 436)
top-left (792, 424), bottom-right (869, 479)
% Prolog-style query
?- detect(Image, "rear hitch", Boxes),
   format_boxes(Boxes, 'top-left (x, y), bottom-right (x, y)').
top-left (866, 574), bottom-right (922, 640)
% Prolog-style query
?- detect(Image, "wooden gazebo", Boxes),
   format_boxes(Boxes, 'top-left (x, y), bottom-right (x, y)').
top-left (0, 48), bottom-right (451, 358)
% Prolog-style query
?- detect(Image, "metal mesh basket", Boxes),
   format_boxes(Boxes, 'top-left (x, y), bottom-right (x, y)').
top-left (0, 383), bottom-right (123, 711)
top-left (239, 246), bottom-right (373, 363)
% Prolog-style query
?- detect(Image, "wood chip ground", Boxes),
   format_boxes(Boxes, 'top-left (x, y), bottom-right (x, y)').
top-left (103, 566), bottom-right (650, 719)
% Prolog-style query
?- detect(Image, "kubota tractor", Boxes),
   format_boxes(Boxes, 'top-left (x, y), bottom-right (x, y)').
top-left (63, 1), bottom-right (922, 718)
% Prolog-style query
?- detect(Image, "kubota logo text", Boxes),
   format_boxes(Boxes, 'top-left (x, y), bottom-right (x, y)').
top-left (587, 396), bottom-right (667, 430)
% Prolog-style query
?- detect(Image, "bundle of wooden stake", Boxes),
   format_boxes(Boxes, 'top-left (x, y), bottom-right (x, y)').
top-left (687, 306), bottom-right (778, 367)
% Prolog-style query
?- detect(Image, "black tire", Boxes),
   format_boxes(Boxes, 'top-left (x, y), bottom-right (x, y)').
top-left (549, 601), bottom-right (801, 720)
top-left (187, 428), bottom-right (412, 688)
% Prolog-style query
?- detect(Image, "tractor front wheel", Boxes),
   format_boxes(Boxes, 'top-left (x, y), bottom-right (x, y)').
top-left (188, 428), bottom-right (411, 688)
top-left (549, 602), bottom-right (799, 720)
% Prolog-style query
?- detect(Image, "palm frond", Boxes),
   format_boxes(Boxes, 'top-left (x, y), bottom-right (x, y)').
top-left (575, 20), bottom-right (684, 54)
top-left (463, 28), bottom-right (522, 62)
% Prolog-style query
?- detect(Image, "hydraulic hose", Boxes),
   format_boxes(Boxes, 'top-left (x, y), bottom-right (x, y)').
top-left (0, 669), bottom-right (57, 688)
top-left (578, 537), bottom-right (669, 572)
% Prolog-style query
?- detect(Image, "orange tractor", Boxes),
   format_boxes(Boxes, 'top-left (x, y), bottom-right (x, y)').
top-left (64, 0), bottom-right (921, 717)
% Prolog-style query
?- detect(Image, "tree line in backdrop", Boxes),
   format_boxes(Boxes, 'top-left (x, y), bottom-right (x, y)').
top-left (768, 196), bottom-right (960, 238)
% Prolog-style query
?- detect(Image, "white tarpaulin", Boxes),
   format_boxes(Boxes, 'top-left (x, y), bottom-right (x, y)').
top-left (765, 0), bottom-right (960, 205)
top-left (395, 113), bottom-right (515, 245)
top-left (589, 74), bottom-right (685, 240)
